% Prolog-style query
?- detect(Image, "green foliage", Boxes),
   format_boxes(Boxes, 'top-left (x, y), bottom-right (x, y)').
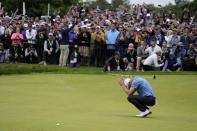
top-left (146, 0), bottom-right (197, 19)
top-left (0, 63), bottom-right (197, 75)
top-left (112, 0), bottom-right (130, 9)
top-left (88, 0), bottom-right (131, 10)
top-left (146, 4), bottom-right (161, 13)
top-left (175, 0), bottom-right (189, 5)
top-left (1, 0), bottom-right (79, 17)
top-left (89, 0), bottom-right (111, 10)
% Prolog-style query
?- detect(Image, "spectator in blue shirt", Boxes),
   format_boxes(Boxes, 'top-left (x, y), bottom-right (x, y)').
top-left (153, 27), bottom-right (165, 47)
top-left (118, 77), bottom-right (156, 117)
top-left (68, 29), bottom-right (78, 59)
top-left (105, 24), bottom-right (120, 58)
top-left (162, 53), bottom-right (182, 72)
top-left (59, 21), bottom-right (76, 67)
top-left (174, 42), bottom-right (187, 65)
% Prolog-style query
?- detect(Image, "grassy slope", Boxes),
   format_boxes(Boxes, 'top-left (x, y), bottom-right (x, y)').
top-left (0, 63), bottom-right (197, 75)
top-left (0, 74), bottom-right (197, 131)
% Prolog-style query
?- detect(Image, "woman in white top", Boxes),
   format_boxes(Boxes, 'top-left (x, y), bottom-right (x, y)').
top-left (165, 30), bottom-right (173, 48)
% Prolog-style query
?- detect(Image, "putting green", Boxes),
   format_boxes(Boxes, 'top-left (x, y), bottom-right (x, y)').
top-left (0, 74), bottom-right (197, 131)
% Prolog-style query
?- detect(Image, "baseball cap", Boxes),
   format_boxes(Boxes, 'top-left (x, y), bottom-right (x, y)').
top-left (136, 28), bottom-right (141, 32)
top-left (114, 51), bottom-right (120, 55)
top-left (28, 24), bottom-right (32, 27)
top-left (124, 78), bottom-right (131, 89)
top-left (155, 26), bottom-right (160, 30)
top-left (82, 25), bottom-right (87, 28)
top-left (48, 32), bottom-right (53, 36)
top-left (147, 13), bottom-right (151, 17)
top-left (169, 52), bottom-right (175, 56)
top-left (24, 23), bottom-right (28, 27)
top-left (178, 42), bottom-right (184, 47)
top-left (128, 43), bottom-right (133, 50)
top-left (96, 26), bottom-right (100, 28)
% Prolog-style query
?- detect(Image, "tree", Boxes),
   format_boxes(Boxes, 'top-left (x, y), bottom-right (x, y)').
top-left (89, 0), bottom-right (111, 10)
top-left (175, 0), bottom-right (189, 5)
top-left (1, 0), bottom-right (79, 17)
top-left (112, 0), bottom-right (130, 9)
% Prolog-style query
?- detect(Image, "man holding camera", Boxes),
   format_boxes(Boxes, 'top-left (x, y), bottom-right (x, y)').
top-left (92, 26), bottom-right (105, 66)
top-left (9, 41), bottom-right (23, 63)
top-left (25, 45), bottom-right (38, 64)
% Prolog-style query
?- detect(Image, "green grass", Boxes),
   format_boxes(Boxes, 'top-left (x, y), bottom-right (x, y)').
top-left (0, 63), bottom-right (197, 75)
top-left (0, 74), bottom-right (197, 131)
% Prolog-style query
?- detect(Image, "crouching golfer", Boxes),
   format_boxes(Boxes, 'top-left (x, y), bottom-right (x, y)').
top-left (118, 77), bottom-right (156, 117)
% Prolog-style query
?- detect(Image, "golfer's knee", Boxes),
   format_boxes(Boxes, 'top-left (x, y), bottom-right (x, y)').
top-left (127, 96), bottom-right (135, 103)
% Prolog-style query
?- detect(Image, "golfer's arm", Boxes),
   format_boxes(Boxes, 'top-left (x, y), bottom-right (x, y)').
top-left (121, 85), bottom-right (135, 96)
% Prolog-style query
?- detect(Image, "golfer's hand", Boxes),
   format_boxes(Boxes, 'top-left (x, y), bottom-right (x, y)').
top-left (118, 78), bottom-right (124, 87)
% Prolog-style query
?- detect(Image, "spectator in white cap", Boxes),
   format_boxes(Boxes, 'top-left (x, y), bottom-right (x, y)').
top-left (118, 76), bottom-right (156, 117)
top-left (142, 49), bottom-right (164, 71)
top-left (78, 25), bottom-right (91, 65)
top-left (145, 13), bottom-right (153, 26)
top-left (42, 32), bottom-right (59, 66)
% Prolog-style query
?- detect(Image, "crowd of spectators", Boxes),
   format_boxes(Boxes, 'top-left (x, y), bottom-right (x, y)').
top-left (0, 3), bottom-right (197, 71)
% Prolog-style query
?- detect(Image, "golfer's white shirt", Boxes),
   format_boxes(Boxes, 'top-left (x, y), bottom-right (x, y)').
top-left (143, 54), bottom-right (162, 67)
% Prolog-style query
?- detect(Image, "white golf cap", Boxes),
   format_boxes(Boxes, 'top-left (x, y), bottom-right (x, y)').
top-left (124, 78), bottom-right (131, 89)
top-left (82, 25), bottom-right (87, 28)
top-left (136, 28), bottom-right (141, 32)
top-left (96, 26), bottom-right (100, 28)
top-left (68, 24), bottom-right (73, 28)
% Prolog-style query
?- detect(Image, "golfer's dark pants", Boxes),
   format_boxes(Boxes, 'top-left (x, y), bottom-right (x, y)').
top-left (127, 95), bottom-right (156, 112)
